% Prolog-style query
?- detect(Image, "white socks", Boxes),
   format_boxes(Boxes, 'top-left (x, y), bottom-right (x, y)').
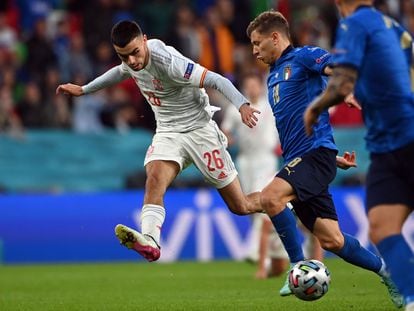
top-left (140, 204), bottom-right (165, 246)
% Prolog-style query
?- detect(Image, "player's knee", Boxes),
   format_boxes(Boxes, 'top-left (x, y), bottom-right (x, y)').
top-left (144, 174), bottom-right (167, 198)
top-left (369, 223), bottom-right (388, 245)
top-left (318, 233), bottom-right (344, 252)
top-left (368, 215), bottom-right (397, 244)
top-left (260, 189), bottom-right (285, 215)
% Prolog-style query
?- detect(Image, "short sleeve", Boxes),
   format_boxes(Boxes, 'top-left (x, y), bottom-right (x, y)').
top-left (297, 46), bottom-right (331, 74)
top-left (332, 20), bottom-right (367, 69)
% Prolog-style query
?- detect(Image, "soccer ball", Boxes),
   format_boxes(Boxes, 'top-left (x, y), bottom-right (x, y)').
top-left (288, 259), bottom-right (331, 301)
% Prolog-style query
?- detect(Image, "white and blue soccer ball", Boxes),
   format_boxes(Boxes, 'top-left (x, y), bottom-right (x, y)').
top-left (288, 259), bottom-right (331, 301)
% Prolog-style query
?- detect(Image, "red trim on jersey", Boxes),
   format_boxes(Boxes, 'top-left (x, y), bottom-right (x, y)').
top-left (199, 69), bottom-right (208, 88)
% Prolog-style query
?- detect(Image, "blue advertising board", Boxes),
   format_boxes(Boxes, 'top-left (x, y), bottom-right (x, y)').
top-left (0, 188), bottom-right (412, 264)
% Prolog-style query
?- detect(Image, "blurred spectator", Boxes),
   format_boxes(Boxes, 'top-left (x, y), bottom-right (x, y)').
top-left (166, 5), bottom-right (201, 61)
top-left (23, 17), bottom-right (57, 86)
top-left (133, 0), bottom-right (174, 41)
top-left (117, 78), bottom-right (156, 132)
top-left (112, 0), bottom-right (134, 25)
top-left (216, 0), bottom-right (250, 44)
top-left (66, 32), bottom-right (94, 82)
top-left (197, 5), bottom-right (235, 80)
top-left (102, 86), bottom-right (137, 134)
top-left (48, 11), bottom-right (71, 81)
top-left (43, 67), bottom-right (71, 128)
top-left (71, 74), bottom-right (107, 134)
top-left (16, 80), bottom-right (49, 127)
top-left (81, 0), bottom-right (114, 60)
top-left (16, 0), bottom-right (60, 36)
top-left (0, 12), bottom-right (18, 52)
top-left (0, 86), bottom-right (24, 138)
top-left (0, 0), bottom-right (412, 134)
top-left (93, 41), bottom-right (115, 76)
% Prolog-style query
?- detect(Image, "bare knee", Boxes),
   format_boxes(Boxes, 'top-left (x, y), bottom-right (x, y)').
top-left (260, 188), bottom-right (287, 216)
top-left (318, 233), bottom-right (344, 252)
top-left (368, 205), bottom-right (409, 245)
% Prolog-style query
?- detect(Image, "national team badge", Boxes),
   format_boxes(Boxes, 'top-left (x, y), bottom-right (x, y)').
top-left (152, 78), bottom-right (164, 91)
top-left (283, 66), bottom-right (291, 80)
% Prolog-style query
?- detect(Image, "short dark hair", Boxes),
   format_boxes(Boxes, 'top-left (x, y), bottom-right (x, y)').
top-left (246, 10), bottom-right (290, 40)
top-left (111, 20), bottom-right (143, 47)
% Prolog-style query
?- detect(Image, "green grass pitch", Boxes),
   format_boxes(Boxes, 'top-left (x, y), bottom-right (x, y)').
top-left (0, 258), bottom-right (395, 311)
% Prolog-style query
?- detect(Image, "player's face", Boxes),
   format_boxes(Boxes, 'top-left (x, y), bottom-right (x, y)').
top-left (114, 35), bottom-right (149, 71)
top-left (250, 30), bottom-right (279, 65)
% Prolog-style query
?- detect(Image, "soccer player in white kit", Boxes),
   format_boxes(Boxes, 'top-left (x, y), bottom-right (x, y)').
top-left (56, 20), bottom-right (264, 262)
top-left (221, 73), bottom-right (289, 278)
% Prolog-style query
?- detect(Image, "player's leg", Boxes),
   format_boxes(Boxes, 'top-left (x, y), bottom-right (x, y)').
top-left (184, 121), bottom-right (263, 215)
top-left (115, 160), bottom-right (180, 261)
top-left (245, 213), bottom-right (263, 264)
top-left (309, 210), bottom-right (403, 307)
top-left (312, 217), bottom-right (383, 270)
top-left (266, 224), bottom-right (289, 277)
top-left (365, 145), bottom-right (414, 308)
top-left (268, 147), bottom-right (337, 296)
top-left (218, 178), bottom-right (263, 214)
top-left (369, 204), bottom-right (413, 309)
top-left (261, 177), bottom-right (304, 296)
top-left (116, 133), bottom-right (183, 262)
top-left (255, 215), bottom-right (270, 279)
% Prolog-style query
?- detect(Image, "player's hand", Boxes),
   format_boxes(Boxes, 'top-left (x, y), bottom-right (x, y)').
top-left (239, 103), bottom-right (260, 128)
top-left (56, 83), bottom-right (84, 96)
top-left (336, 151), bottom-right (357, 170)
top-left (344, 93), bottom-right (361, 110)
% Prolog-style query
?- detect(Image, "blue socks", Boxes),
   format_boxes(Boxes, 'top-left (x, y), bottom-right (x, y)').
top-left (269, 207), bottom-right (304, 263)
top-left (377, 234), bottom-right (414, 304)
top-left (336, 233), bottom-right (382, 273)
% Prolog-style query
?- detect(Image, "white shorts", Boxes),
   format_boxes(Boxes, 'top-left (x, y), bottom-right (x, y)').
top-left (144, 120), bottom-right (238, 188)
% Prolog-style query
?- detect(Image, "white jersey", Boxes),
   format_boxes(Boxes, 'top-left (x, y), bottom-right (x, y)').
top-left (221, 97), bottom-right (278, 156)
top-left (120, 39), bottom-right (211, 133)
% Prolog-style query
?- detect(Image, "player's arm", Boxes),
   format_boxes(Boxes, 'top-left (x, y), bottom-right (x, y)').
top-left (303, 65), bottom-right (358, 135)
top-left (56, 66), bottom-right (129, 96)
top-left (203, 71), bottom-right (260, 128)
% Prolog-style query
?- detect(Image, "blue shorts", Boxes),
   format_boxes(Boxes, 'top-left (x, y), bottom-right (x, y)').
top-left (277, 147), bottom-right (339, 231)
top-left (366, 141), bottom-right (414, 210)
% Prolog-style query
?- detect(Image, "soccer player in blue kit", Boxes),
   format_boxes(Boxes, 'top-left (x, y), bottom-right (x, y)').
top-left (247, 10), bottom-right (403, 307)
top-left (304, 1), bottom-right (414, 310)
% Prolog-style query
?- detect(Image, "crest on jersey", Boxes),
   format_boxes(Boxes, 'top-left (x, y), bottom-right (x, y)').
top-left (283, 66), bottom-right (291, 80)
top-left (152, 78), bottom-right (164, 91)
top-left (184, 63), bottom-right (194, 79)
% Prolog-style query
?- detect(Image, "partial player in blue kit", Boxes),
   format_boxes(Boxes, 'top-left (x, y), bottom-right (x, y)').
top-left (247, 9), bottom-right (403, 307)
top-left (304, 1), bottom-right (414, 310)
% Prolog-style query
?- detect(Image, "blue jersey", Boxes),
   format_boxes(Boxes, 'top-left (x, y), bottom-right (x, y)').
top-left (267, 46), bottom-right (337, 163)
top-left (332, 6), bottom-right (414, 153)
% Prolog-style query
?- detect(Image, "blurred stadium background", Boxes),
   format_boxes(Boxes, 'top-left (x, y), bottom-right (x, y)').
top-left (0, 0), bottom-right (413, 265)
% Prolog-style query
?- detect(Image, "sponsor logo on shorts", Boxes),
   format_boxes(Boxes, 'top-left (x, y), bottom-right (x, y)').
top-left (284, 167), bottom-right (295, 175)
top-left (218, 171), bottom-right (227, 179)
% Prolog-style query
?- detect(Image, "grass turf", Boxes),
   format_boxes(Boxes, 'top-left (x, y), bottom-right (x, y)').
top-left (0, 258), bottom-right (395, 311)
